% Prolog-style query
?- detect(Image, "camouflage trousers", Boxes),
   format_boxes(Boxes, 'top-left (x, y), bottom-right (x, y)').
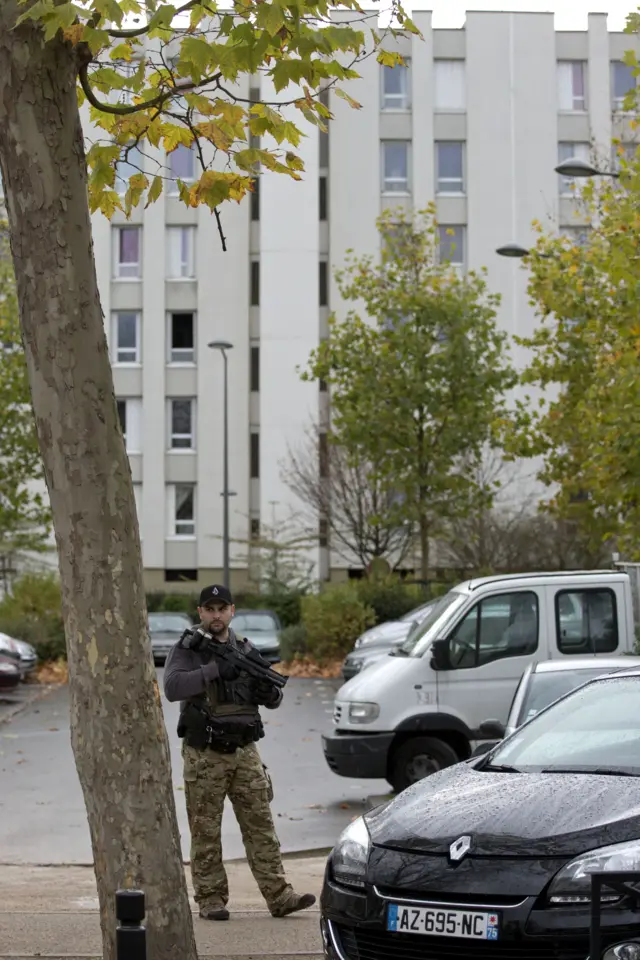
top-left (183, 740), bottom-right (294, 911)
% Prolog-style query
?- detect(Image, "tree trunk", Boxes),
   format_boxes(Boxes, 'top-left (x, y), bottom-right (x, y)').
top-left (419, 517), bottom-right (430, 584)
top-left (0, 14), bottom-right (197, 960)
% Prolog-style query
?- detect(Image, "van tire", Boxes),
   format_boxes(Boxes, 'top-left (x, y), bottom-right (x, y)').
top-left (388, 736), bottom-right (459, 793)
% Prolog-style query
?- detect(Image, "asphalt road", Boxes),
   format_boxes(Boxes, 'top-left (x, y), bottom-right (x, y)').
top-left (0, 672), bottom-right (386, 865)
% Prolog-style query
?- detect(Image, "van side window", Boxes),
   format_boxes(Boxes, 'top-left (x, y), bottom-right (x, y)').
top-left (447, 592), bottom-right (539, 670)
top-left (555, 589), bottom-right (618, 654)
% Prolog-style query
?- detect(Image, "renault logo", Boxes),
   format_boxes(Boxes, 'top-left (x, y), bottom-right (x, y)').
top-left (449, 835), bottom-right (472, 862)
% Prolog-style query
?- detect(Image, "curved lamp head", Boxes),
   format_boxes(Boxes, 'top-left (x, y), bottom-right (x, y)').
top-left (555, 158), bottom-right (618, 179)
top-left (208, 340), bottom-right (234, 351)
top-left (496, 243), bottom-right (531, 259)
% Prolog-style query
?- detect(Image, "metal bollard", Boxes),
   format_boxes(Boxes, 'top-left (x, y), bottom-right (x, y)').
top-left (116, 889), bottom-right (147, 960)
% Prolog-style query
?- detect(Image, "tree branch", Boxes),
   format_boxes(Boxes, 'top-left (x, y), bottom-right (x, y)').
top-left (78, 61), bottom-right (221, 117)
top-left (106, 0), bottom-right (210, 37)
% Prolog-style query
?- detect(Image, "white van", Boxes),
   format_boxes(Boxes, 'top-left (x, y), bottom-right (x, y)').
top-left (322, 570), bottom-right (636, 793)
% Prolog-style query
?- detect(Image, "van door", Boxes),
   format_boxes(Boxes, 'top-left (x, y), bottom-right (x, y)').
top-left (433, 589), bottom-right (543, 732)
top-left (550, 582), bottom-right (624, 659)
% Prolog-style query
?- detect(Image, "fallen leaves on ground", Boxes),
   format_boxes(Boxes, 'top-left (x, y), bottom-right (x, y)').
top-left (274, 657), bottom-right (343, 678)
top-left (34, 659), bottom-right (68, 685)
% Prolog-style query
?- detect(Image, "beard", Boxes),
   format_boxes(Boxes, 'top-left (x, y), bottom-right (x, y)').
top-left (208, 620), bottom-right (226, 635)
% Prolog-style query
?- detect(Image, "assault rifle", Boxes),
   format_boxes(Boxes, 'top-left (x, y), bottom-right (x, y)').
top-left (194, 628), bottom-right (288, 690)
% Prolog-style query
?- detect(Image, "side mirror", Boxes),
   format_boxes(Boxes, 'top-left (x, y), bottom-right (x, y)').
top-left (430, 638), bottom-right (451, 671)
top-left (478, 719), bottom-right (506, 740)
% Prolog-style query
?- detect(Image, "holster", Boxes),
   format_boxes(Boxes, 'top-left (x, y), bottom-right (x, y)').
top-left (179, 703), bottom-right (264, 753)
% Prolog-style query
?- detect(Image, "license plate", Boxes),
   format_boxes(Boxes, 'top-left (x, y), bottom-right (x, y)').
top-left (387, 904), bottom-right (499, 940)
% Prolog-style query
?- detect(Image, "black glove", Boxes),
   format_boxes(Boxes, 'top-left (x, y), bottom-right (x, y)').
top-left (253, 678), bottom-right (280, 706)
top-left (217, 659), bottom-right (242, 681)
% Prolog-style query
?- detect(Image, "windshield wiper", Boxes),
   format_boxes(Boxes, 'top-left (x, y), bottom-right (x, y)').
top-left (389, 648), bottom-right (409, 657)
top-left (541, 766), bottom-right (640, 777)
top-left (480, 762), bottom-right (522, 773)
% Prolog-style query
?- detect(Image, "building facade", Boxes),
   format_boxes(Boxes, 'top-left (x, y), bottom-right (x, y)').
top-left (80, 10), bottom-right (638, 592)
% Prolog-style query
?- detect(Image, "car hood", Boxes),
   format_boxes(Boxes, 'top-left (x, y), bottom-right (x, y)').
top-left (241, 631), bottom-right (279, 650)
top-left (337, 654), bottom-right (418, 700)
top-left (356, 621), bottom-right (410, 647)
top-left (365, 762), bottom-right (640, 857)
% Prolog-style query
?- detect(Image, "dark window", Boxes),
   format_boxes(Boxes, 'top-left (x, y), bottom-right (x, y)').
top-left (164, 568), bottom-right (198, 582)
top-left (249, 87), bottom-right (260, 103)
top-left (319, 379), bottom-right (328, 393)
top-left (170, 312), bottom-right (194, 363)
top-left (319, 175), bottom-right (328, 221)
top-left (319, 432), bottom-right (328, 477)
top-left (251, 517), bottom-right (260, 540)
top-left (250, 432), bottom-right (260, 478)
top-left (319, 261), bottom-right (328, 306)
top-left (319, 518), bottom-right (329, 547)
top-left (251, 260), bottom-right (260, 306)
top-left (447, 591), bottom-right (539, 670)
top-left (250, 345), bottom-right (260, 392)
top-left (251, 177), bottom-right (260, 221)
top-left (319, 88), bottom-right (329, 167)
top-left (555, 589), bottom-right (618, 654)
top-left (116, 399), bottom-right (126, 437)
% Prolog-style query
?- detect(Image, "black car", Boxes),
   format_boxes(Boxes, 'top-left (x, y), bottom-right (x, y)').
top-left (321, 669), bottom-right (640, 960)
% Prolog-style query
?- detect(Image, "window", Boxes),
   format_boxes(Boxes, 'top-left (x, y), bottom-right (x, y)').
top-left (447, 592), bottom-right (539, 670)
top-left (250, 260), bottom-right (260, 306)
top-left (250, 346), bottom-right (259, 392)
top-left (113, 227), bottom-right (141, 279)
top-left (382, 61), bottom-right (410, 111)
top-left (250, 432), bottom-right (259, 478)
top-left (561, 225), bottom-right (591, 246)
top-left (116, 398), bottom-right (142, 453)
top-left (319, 261), bottom-right (328, 306)
top-left (556, 589), bottom-right (618, 655)
top-left (319, 88), bottom-right (329, 167)
top-left (319, 175), bottom-right (328, 221)
top-left (612, 142), bottom-right (639, 173)
top-left (557, 61), bottom-right (587, 111)
top-left (115, 60), bottom-right (136, 105)
top-left (169, 312), bottom-right (195, 364)
top-left (112, 312), bottom-right (140, 364)
top-left (115, 146), bottom-right (144, 195)
top-left (436, 142), bottom-right (465, 194)
top-left (168, 145), bottom-right (195, 192)
top-left (438, 225), bottom-right (465, 266)
top-left (319, 518), bottom-right (329, 547)
top-left (434, 60), bottom-right (465, 111)
top-left (169, 484), bottom-right (195, 537)
top-left (382, 141), bottom-right (410, 193)
top-left (251, 177), bottom-right (260, 221)
top-left (558, 142), bottom-right (590, 195)
top-left (319, 378), bottom-right (328, 393)
top-left (250, 517), bottom-right (260, 540)
top-left (169, 398), bottom-right (195, 449)
top-left (133, 483), bottom-right (142, 524)
top-left (319, 432), bottom-right (328, 477)
top-left (166, 226), bottom-right (195, 279)
top-left (611, 61), bottom-right (636, 111)
top-left (165, 568), bottom-right (198, 582)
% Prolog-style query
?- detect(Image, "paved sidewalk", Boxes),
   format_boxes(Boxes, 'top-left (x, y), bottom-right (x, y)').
top-left (0, 856), bottom-right (327, 958)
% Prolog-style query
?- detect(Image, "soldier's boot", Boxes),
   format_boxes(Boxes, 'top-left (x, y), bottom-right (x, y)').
top-left (199, 903), bottom-right (230, 921)
top-left (270, 892), bottom-right (316, 918)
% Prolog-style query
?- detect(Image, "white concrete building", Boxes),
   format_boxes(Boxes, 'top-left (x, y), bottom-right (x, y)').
top-left (83, 10), bottom-right (639, 592)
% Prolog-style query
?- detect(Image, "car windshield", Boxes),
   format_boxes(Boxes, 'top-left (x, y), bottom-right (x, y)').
top-left (490, 675), bottom-right (640, 773)
top-left (148, 613), bottom-right (192, 632)
top-left (515, 666), bottom-right (632, 727)
top-left (400, 600), bottom-right (435, 623)
top-left (401, 591), bottom-right (467, 656)
top-left (231, 613), bottom-right (277, 632)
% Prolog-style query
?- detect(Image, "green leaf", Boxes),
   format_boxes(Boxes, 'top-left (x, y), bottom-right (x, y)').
top-left (180, 35), bottom-right (214, 74)
top-left (145, 175), bottom-right (163, 207)
top-left (335, 87), bottom-right (362, 109)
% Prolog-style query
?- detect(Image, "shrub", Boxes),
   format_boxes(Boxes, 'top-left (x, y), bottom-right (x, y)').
top-left (356, 574), bottom-right (425, 625)
top-left (0, 572), bottom-right (62, 620)
top-left (232, 589), bottom-right (304, 628)
top-left (301, 584), bottom-right (376, 661)
top-left (278, 623), bottom-right (308, 662)
top-left (0, 613), bottom-right (66, 661)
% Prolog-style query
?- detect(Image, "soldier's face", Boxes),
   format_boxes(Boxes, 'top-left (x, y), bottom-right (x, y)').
top-left (199, 601), bottom-right (235, 636)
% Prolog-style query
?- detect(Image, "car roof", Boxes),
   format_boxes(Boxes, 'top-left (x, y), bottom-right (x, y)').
top-left (532, 656), bottom-right (640, 674)
top-left (454, 570), bottom-right (627, 594)
top-left (233, 609), bottom-right (278, 617)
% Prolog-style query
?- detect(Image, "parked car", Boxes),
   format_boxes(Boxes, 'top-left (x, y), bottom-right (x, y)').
top-left (473, 654), bottom-right (640, 756)
top-left (10, 637), bottom-right (38, 681)
top-left (148, 611), bottom-right (193, 664)
top-left (0, 653), bottom-right (20, 690)
top-left (0, 634), bottom-right (21, 674)
top-left (323, 570), bottom-right (636, 794)
top-left (342, 599), bottom-right (437, 681)
top-left (321, 667), bottom-right (640, 960)
top-left (231, 609), bottom-right (282, 664)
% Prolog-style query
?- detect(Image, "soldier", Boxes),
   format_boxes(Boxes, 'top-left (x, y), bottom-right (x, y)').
top-left (163, 584), bottom-right (316, 921)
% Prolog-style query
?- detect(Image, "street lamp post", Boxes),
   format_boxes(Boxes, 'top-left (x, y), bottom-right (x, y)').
top-left (208, 339), bottom-right (234, 588)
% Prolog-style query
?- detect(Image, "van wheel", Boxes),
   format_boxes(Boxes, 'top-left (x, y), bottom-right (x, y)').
top-left (388, 737), bottom-right (459, 793)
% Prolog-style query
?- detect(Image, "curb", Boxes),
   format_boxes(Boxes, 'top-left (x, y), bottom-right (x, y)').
top-left (0, 683), bottom-right (60, 727)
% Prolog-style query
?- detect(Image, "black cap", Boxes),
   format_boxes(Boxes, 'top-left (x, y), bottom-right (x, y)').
top-left (199, 584), bottom-right (233, 607)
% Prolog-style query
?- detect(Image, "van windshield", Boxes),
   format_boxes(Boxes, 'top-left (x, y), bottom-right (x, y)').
top-left (401, 591), bottom-right (467, 656)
